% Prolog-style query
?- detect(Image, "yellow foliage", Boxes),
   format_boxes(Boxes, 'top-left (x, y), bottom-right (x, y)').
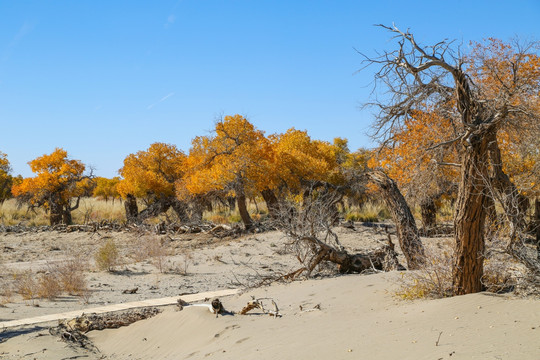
top-left (118, 143), bottom-right (186, 199)
top-left (11, 148), bottom-right (88, 211)
top-left (183, 115), bottom-right (272, 197)
top-left (93, 177), bottom-right (120, 201)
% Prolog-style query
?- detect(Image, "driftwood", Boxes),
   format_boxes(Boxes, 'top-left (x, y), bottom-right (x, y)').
top-left (288, 234), bottom-right (404, 278)
top-left (239, 297), bottom-right (281, 318)
top-left (49, 308), bottom-right (161, 349)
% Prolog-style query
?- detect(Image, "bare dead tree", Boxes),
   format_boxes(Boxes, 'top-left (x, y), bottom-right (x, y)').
top-left (362, 25), bottom-right (540, 294)
top-left (273, 183), bottom-right (403, 277)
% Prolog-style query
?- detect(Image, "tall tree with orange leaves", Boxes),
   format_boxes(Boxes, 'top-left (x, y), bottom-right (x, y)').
top-left (117, 143), bottom-right (188, 223)
top-left (12, 148), bottom-right (93, 225)
top-left (182, 115), bottom-right (272, 229)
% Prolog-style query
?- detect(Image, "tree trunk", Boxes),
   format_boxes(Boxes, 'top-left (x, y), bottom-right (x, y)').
top-left (124, 194), bottom-right (139, 223)
top-left (534, 197), bottom-right (540, 262)
top-left (367, 170), bottom-right (425, 269)
top-left (138, 198), bottom-right (171, 221)
top-left (485, 195), bottom-right (498, 231)
top-left (261, 188), bottom-right (279, 219)
top-left (420, 197), bottom-right (437, 231)
top-left (170, 199), bottom-right (189, 222)
top-left (299, 235), bottom-right (403, 275)
top-left (49, 200), bottom-right (63, 226)
top-left (452, 135), bottom-right (491, 295)
top-left (62, 207), bottom-right (73, 225)
top-left (227, 196), bottom-right (236, 211)
top-left (236, 191), bottom-right (253, 230)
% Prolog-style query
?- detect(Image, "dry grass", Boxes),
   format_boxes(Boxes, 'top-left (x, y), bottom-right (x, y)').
top-left (395, 236), bottom-right (529, 300)
top-left (0, 197), bottom-right (125, 226)
top-left (71, 198), bottom-right (125, 224)
top-left (395, 240), bottom-right (454, 300)
top-left (131, 236), bottom-right (169, 272)
top-left (6, 254), bottom-right (91, 305)
top-left (344, 201), bottom-right (390, 222)
top-left (0, 199), bottom-right (49, 226)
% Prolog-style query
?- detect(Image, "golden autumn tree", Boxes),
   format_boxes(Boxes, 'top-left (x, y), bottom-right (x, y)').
top-left (182, 115), bottom-right (273, 229)
top-left (12, 148), bottom-right (92, 225)
top-left (117, 142), bottom-right (188, 223)
top-left (92, 177), bottom-right (121, 203)
top-left (268, 129), bottom-right (342, 193)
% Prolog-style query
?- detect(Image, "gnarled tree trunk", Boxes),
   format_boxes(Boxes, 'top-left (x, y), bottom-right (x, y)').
top-left (236, 190), bottom-right (253, 230)
top-left (420, 197), bottom-right (437, 231)
top-left (534, 197), bottom-right (540, 262)
top-left (124, 194), bottom-right (139, 223)
top-left (452, 136), bottom-right (490, 295)
top-left (368, 170), bottom-right (425, 269)
top-left (261, 188), bottom-right (279, 219)
top-left (49, 200), bottom-right (63, 226)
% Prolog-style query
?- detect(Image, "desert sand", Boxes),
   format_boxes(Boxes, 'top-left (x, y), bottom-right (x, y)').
top-left (1, 225), bottom-right (539, 359)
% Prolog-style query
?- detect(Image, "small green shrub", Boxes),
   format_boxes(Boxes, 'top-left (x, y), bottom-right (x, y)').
top-left (94, 239), bottom-right (119, 272)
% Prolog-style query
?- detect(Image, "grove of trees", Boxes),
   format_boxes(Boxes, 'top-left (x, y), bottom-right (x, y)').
top-left (1, 28), bottom-right (539, 297)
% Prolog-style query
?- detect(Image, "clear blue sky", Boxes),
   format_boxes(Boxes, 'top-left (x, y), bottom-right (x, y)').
top-left (1, 0), bottom-right (538, 178)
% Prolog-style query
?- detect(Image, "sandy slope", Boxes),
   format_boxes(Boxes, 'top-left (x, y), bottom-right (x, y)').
top-left (2, 272), bottom-right (538, 359)
top-left (87, 273), bottom-right (540, 360)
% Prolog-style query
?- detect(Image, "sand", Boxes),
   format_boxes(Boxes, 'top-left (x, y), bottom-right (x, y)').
top-left (1, 225), bottom-right (539, 359)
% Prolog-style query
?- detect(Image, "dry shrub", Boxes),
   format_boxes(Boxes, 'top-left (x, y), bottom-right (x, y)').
top-left (395, 243), bottom-right (454, 300)
top-left (95, 238), bottom-right (119, 272)
top-left (131, 236), bottom-right (169, 272)
top-left (50, 256), bottom-right (89, 297)
top-left (13, 270), bottom-right (38, 301)
top-left (37, 272), bottom-right (62, 300)
top-left (168, 251), bottom-right (193, 275)
top-left (396, 237), bottom-right (529, 299)
top-left (146, 237), bottom-right (169, 273)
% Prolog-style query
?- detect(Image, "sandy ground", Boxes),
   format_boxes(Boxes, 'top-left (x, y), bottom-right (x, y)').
top-left (1, 224), bottom-right (539, 359)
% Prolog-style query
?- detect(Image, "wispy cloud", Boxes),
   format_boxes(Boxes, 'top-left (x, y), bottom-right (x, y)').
top-left (1, 21), bottom-right (35, 63)
top-left (164, 14), bottom-right (176, 28)
top-left (147, 92), bottom-right (175, 110)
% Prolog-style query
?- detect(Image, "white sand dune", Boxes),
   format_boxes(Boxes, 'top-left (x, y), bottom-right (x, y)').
top-left (88, 272), bottom-right (540, 360)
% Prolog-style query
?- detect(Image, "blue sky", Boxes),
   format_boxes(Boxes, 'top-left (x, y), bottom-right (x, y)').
top-left (1, 0), bottom-right (538, 178)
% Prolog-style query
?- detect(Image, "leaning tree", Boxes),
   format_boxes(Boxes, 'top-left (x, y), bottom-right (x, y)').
top-left (363, 25), bottom-right (540, 295)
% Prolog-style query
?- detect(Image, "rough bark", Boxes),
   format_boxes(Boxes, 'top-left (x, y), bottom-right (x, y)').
top-left (452, 135), bottom-right (491, 295)
top-left (62, 207), bottom-right (73, 225)
top-left (236, 191), bottom-right (253, 230)
top-left (49, 200), bottom-right (63, 226)
top-left (534, 198), bottom-right (540, 262)
top-left (261, 188), bottom-right (279, 219)
top-left (420, 197), bottom-right (437, 230)
top-left (124, 194), bottom-right (139, 223)
top-left (367, 170), bottom-right (426, 269)
top-left (170, 199), bottom-right (189, 222)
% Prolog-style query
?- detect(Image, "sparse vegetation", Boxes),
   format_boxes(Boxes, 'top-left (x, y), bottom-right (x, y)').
top-left (94, 239), bottom-right (120, 272)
